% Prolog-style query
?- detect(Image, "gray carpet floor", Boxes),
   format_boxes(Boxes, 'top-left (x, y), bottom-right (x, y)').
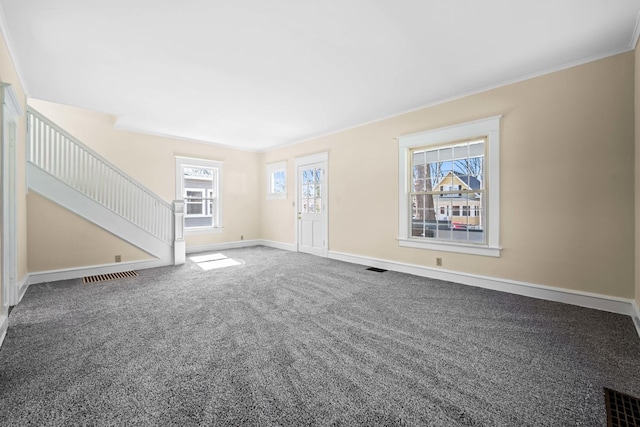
top-left (1, 246), bottom-right (639, 426)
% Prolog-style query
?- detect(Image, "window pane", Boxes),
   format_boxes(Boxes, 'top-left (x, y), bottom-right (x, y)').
top-left (409, 137), bottom-right (486, 244)
top-left (187, 204), bottom-right (201, 215)
top-left (271, 170), bottom-right (285, 194)
top-left (183, 164), bottom-right (216, 229)
top-left (412, 209), bottom-right (436, 238)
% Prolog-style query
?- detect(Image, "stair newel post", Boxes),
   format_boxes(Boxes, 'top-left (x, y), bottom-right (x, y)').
top-left (173, 200), bottom-right (186, 265)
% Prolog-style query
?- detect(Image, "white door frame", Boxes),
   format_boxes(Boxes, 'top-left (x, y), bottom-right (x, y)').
top-left (294, 152), bottom-right (328, 257)
top-left (1, 83), bottom-right (22, 310)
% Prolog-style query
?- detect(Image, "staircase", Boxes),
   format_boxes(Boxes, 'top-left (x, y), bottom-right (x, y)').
top-left (26, 107), bottom-right (185, 266)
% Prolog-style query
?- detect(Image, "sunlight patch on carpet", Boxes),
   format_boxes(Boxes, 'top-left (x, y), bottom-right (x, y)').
top-left (190, 253), bottom-right (241, 271)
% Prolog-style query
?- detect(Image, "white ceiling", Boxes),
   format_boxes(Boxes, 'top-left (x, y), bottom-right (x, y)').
top-left (1, 1), bottom-right (639, 151)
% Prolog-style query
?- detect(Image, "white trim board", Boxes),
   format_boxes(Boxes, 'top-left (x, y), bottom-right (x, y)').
top-left (28, 258), bottom-right (170, 285)
top-left (328, 250), bottom-right (637, 319)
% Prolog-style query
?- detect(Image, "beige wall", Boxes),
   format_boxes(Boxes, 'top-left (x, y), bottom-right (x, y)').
top-left (0, 29), bottom-right (28, 308)
top-left (262, 52), bottom-right (635, 299)
top-left (27, 99), bottom-right (261, 270)
top-left (27, 193), bottom-right (152, 271)
top-left (635, 39), bottom-right (640, 309)
top-left (8, 45), bottom-right (638, 301)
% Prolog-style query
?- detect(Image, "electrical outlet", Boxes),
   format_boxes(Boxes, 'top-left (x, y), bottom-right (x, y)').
top-left (436, 257), bottom-right (442, 267)
top-left (240, 235), bottom-right (244, 240)
top-left (115, 255), bottom-right (121, 263)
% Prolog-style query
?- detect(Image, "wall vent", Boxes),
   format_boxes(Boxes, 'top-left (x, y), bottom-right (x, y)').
top-left (83, 271), bottom-right (138, 284)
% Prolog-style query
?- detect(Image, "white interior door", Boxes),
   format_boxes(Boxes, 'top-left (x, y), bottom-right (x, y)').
top-left (296, 153), bottom-right (328, 257)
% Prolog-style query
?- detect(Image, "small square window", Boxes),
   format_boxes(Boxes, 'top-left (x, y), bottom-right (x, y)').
top-left (267, 161), bottom-right (287, 199)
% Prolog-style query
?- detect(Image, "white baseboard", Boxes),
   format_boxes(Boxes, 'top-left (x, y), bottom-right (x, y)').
top-left (186, 239), bottom-right (297, 254)
top-left (16, 242), bottom-right (640, 341)
top-left (186, 239), bottom-right (261, 254)
top-left (259, 240), bottom-right (297, 252)
top-left (328, 250), bottom-right (636, 318)
top-left (15, 275), bottom-right (29, 305)
top-left (0, 314), bottom-right (7, 350)
top-left (28, 258), bottom-right (171, 285)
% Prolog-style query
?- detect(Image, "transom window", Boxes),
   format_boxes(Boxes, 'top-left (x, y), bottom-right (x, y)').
top-left (176, 157), bottom-right (223, 232)
top-left (398, 116), bottom-right (501, 257)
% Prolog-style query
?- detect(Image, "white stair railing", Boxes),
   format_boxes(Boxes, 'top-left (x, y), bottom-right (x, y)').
top-left (27, 107), bottom-right (181, 258)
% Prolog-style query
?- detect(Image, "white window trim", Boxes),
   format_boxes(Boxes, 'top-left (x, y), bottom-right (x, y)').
top-left (397, 115), bottom-right (501, 257)
top-left (176, 156), bottom-right (223, 234)
top-left (266, 161), bottom-right (287, 199)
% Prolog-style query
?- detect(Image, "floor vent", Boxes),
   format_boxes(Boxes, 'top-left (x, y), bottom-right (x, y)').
top-left (83, 271), bottom-right (138, 284)
top-left (605, 387), bottom-right (640, 427)
top-left (366, 267), bottom-right (388, 273)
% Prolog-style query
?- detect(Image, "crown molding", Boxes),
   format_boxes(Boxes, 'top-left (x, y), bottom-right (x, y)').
top-left (263, 46), bottom-right (634, 153)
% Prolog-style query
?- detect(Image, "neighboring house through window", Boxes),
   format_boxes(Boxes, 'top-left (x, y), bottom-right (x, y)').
top-left (175, 156), bottom-right (223, 232)
top-left (398, 116), bottom-right (501, 257)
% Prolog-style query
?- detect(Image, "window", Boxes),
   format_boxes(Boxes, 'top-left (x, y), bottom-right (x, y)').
top-left (266, 161), bottom-right (287, 199)
top-left (176, 157), bottom-right (223, 232)
top-left (398, 116), bottom-right (501, 257)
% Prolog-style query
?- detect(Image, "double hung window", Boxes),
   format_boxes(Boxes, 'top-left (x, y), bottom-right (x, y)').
top-left (398, 116), bottom-right (501, 257)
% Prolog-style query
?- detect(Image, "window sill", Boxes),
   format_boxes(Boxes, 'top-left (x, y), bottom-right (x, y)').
top-left (398, 238), bottom-right (501, 257)
top-left (185, 227), bottom-right (224, 235)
